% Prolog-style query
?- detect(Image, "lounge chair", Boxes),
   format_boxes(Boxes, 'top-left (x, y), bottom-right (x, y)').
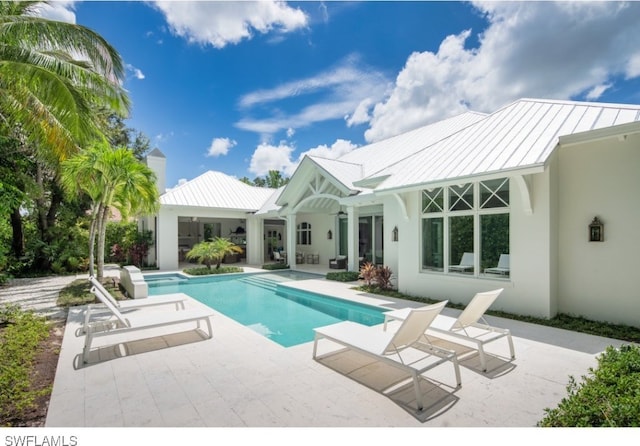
top-left (83, 282), bottom-right (213, 363)
top-left (313, 301), bottom-right (461, 411)
top-left (383, 288), bottom-right (514, 372)
top-left (449, 252), bottom-right (474, 272)
top-left (84, 276), bottom-right (186, 333)
top-left (485, 254), bottom-right (510, 275)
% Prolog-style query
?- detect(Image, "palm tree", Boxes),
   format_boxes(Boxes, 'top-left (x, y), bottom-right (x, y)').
top-left (61, 142), bottom-right (159, 280)
top-left (0, 1), bottom-right (130, 160)
top-left (186, 238), bottom-right (243, 270)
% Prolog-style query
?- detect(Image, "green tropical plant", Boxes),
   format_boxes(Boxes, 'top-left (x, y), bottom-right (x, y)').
top-left (60, 142), bottom-right (159, 280)
top-left (0, 0), bottom-right (130, 161)
top-left (185, 237), bottom-right (243, 270)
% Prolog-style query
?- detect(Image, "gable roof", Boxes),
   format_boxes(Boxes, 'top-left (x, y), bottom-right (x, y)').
top-left (371, 98), bottom-right (640, 192)
top-left (160, 170), bottom-right (275, 211)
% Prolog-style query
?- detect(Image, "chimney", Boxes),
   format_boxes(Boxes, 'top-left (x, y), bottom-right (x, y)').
top-left (145, 148), bottom-right (167, 194)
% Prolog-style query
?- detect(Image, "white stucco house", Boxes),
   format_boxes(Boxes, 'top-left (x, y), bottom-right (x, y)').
top-left (142, 98), bottom-right (640, 328)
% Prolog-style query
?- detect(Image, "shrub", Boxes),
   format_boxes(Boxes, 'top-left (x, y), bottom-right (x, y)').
top-left (183, 266), bottom-right (243, 276)
top-left (359, 262), bottom-right (376, 286)
top-left (538, 344), bottom-right (640, 427)
top-left (326, 271), bottom-right (360, 282)
top-left (375, 265), bottom-right (393, 290)
top-left (0, 305), bottom-right (51, 426)
top-left (261, 263), bottom-right (289, 270)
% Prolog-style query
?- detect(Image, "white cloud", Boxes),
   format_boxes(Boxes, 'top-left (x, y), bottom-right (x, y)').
top-left (33, 1), bottom-right (77, 23)
top-left (236, 55), bottom-right (390, 136)
top-left (248, 138), bottom-right (358, 177)
top-left (365, 1), bottom-right (640, 142)
top-left (297, 139), bottom-right (358, 162)
top-left (286, 128), bottom-right (295, 138)
top-left (126, 64), bottom-right (145, 80)
top-left (249, 142), bottom-right (296, 176)
top-left (345, 98), bottom-right (373, 127)
top-left (149, 1), bottom-right (308, 49)
top-left (585, 84), bottom-right (612, 101)
top-left (207, 137), bottom-right (237, 157)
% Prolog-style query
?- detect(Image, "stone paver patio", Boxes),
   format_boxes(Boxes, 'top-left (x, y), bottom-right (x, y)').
top-left (0, 267), bottom-right (628, 428)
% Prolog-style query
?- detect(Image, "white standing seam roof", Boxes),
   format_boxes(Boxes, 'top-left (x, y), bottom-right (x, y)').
top-left (306, 156), bottom-right (365, 192)
top-left (160, 171), bottom-right (275, 210)
top-left (338, 111), bottom-right (487, 178)
top-left (372, 98), bottom-right (640, 192)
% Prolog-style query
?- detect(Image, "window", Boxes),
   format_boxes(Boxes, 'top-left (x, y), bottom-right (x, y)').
top-left (421, 178), bottom-right (510, 277)
top-left (422, 217), bottom-right (443, 270)
top-left (481, 213), bottom-right (509, 275)
top-left (296, 222), bottom-right (311, 245)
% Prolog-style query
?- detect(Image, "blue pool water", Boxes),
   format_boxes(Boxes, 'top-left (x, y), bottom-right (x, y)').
top-left (145, 272), bottom-right (385, 347)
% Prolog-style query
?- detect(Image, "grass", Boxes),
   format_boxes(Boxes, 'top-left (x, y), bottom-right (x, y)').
top-left (57, 278), bottom-right (126, 307)
top-left (355, 285), bottom-right (640, 343)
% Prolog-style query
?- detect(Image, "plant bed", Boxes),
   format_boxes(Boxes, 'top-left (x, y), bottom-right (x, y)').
top-left (0, 307), bottom-right (64, 427)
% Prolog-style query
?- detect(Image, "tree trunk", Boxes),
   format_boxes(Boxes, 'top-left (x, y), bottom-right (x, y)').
top-left (87, 206), bottom-right (99, 278)
top-left (9, 207), bottom-right (24, 258)
top-left (96, 205), bottom-right (109, 281)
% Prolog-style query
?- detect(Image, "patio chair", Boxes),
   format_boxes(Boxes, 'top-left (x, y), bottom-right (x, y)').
top-left (313, 301), bottom-right (461, 411)
top-left (84, 276), bottom-right (186, 333)
top-left (449, 252), bottom-right (474, 272)
top-left (383, 288), bottom-right (514, 372)
top-left (329, 255), bottom-right (347, 269)
top-left (83, 282), bottom-right (213, 363)
top-left (484, 254), bottom-right (510, 275)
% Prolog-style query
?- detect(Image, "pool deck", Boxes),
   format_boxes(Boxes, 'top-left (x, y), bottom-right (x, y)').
top-left (1, 265), bottom-right (629, 429)
top-left (43, 267), bottom-right (633, 428)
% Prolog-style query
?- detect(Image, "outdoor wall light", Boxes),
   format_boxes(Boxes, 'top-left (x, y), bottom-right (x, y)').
top-left (392, 226), bottom-right (398, 242)
top-left (589, 216), bottom-right (604, 242)
top-left (327, 230), bottom-right (332, 240)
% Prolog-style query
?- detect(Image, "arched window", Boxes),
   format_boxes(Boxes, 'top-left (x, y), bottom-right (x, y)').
top-left (297, 222), bottom-right (312, 245)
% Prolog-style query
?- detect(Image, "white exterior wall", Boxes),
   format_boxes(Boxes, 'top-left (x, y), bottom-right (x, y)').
top-left (557, 133), bottom-right (640, 327)
top-left (395, 173), bottom-right (556, 318)
top-left (294, 212), bottom-right (335, 267)
top-left (157, 207), bottom-right (179, 270)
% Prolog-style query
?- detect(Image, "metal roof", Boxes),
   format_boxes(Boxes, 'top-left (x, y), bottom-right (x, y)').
top-left (373, 98), bottom-right (640, 192)
top-left (306, 156), bottom-right (364, 191)
top-left (338, 111), bottom-right (487, 178)
top-left (160, 170), bottom-right (275, 210)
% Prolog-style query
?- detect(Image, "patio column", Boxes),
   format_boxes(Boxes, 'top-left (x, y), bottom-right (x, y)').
top-left (347, 206), bottom-right (359, 271)
top-left (286, 213), bottom-right (297, 269)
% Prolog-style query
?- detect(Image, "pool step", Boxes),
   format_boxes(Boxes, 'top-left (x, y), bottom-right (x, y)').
top-left (238, 275), bottom-right (280, 292)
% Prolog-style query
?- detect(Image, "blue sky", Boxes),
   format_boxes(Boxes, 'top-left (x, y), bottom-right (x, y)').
top-left (40, 1), bottom-right (640, 189)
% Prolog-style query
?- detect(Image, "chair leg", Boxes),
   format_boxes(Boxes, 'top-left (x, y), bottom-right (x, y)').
top-left (412, 371), bottom-right (424, 411)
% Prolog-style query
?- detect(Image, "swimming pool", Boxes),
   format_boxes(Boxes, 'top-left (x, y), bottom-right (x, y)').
top-left (145, 272), bottom-right (386, 347)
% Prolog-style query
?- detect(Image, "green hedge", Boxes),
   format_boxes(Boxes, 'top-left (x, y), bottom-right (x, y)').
top-left (539, 344), bottom-right (640, 426)
top-left (183, 266), bottom-right (244, 276)
top-left (261, 263), bottom-right (289, 271)
top-left (325, 271), bottom-right (360, 282)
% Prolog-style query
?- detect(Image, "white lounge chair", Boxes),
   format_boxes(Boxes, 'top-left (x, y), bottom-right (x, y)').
top-left (485, 254), bottom-right (510, 275)
top-left (449, 252), bottom-right (474, 272)
top-left (313, 301), bottom-right (461, 411)
top-left (83, 282), bottom-right (213, 363)
top-left (84, 276), bottom-right (186, 333)
top-left (383, 288), bottom-right (514, 372)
